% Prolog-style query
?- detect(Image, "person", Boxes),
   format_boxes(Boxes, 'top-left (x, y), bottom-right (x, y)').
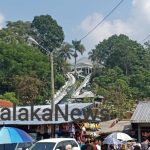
top-left (94, 138), bottom-right (101, 150)
top-left (141, 137), bottom-right (149, 150)
top-left (148, 142), bottom-right (150, 150)
top-left (109, 144), bottom-right (115, 150)
top-left (65, 144), bottom-right (72, 150)
top-left (76, 132), bottom-right (82, 144)
top-left (81, 144), bottom-right (94, 150)
top-left (133, 145), bottom-right (141, 150)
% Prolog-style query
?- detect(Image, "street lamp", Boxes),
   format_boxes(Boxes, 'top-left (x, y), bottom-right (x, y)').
top-left (28, 36), bottom-right (55, 115)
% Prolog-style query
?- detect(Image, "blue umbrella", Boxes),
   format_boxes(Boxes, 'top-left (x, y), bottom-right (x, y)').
top-left (103, 137), bottom-right (122, 145)
top-left (0, 126), bottom-right (34, 149)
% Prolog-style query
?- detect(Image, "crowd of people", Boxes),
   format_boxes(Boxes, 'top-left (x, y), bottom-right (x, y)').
top-left (126, 137), bottom-right (150, 150)
top-left (74, 136), bottom-right (150, 150)
top-left (80, 138), bottom-right (101, 150)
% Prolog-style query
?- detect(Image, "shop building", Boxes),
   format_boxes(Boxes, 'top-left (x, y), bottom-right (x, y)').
top-left (71, 57), bottom-right (93, 77)
top-left (131, 101), bottom-right (150, 142)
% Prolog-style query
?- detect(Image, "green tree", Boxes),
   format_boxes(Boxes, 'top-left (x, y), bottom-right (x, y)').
top-left (0, 42), bottom-right (51, 103)
top-left (0, 15), bottom-right (66, 105)
top-left (14, 75), bottom-right (43, 105)
top-left (143, 41), bottom-right (150, 70)
top-left (0, 92), bottom-right (19, 104)
top-left (0, 21), bottom-right (32, 44)
top-left (31, 15), bottom-right (64, 52)
top-left (58, 42), bottom-right (73, 62)
top-left (53, 42), bottom-right (73, 74)
top-left (129, 69), bottom-right (150, 99)
top-left (72, 40), bottom-right (85, 77)
top-left (88, 48), bottom-right (99, 65)
top-left (91, 34), bottom-right (145, 75)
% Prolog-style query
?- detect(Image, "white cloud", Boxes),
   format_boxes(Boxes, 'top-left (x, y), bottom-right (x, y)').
top-left (76, 0), bottom-right (150, 55)
top-left (78, 12), bottom-right (133, 57)
top-left (80, 13), bottom-right (132, 46)
top-left (0, 13), bottom-right (5, 29)
top-left (132, 0), bottom-right (150, 22)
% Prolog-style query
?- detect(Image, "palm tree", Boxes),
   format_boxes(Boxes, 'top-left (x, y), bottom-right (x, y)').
top-left (54, 42), bottom-right (73, 74)
top-left (88, 49), bottom-right (96, 62)
top-left (88, 49), bottom-right (100, 75)
top-left (72, 40), bottom-right (85, 78)
top-left (58, 42), bottom-right (74, 62)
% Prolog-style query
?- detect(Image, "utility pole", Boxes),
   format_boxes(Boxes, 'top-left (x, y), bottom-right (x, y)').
top-left (28, 37), bottom-right (55, 116)
top-left (50, 52), bottom-right (55, 115)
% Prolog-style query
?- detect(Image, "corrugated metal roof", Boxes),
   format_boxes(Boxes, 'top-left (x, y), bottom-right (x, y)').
top-left (131, 101), bottom-right (150, 123)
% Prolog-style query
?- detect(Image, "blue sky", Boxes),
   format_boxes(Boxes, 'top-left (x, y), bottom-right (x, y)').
top-left (0, 0), bottom-right (150, 59)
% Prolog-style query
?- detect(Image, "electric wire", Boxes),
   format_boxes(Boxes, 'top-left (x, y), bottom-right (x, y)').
top-left (79, 0), bottom-right (124, 41)
top-left (141, 34), bottom-right (150, 43)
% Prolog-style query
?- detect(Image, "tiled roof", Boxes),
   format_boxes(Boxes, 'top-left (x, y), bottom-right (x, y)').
top-left (131, 101), bottom-right (150, 123)
top-left (0, 99), bottom-right (13, 107)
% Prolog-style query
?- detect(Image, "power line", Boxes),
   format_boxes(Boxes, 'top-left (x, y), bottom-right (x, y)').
top-left (141, 34), bottom-right (150, 43)
top-left (79, 0), bottom-right (124, 41)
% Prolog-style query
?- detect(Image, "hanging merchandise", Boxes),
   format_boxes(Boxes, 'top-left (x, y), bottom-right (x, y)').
top-left (55, 124), bottom-right (59, 133)
top-left (68, 123), bottom-right (75, 138)
top-left (47, 125), bottom-right (51, 134)
top-left (84, 123), bottom-right (90, 129)
top-left (96, 123), bottom-right (101, 129)
top-left (72, 123), bottom-right (75, 135)
top-left (82, 126), bottom-right (86, 132)
top-left (66, 123), bottom-right (70, 131)
top-left (36, 125), bottom-right (40, 133)
top-left (40, 125), bottom-right (45, 135)
top-left (61, 123), bottom-right (69, 132)
top-left (68, 123), bottom-right (75, 133)
top-left (89, 123), bottom-right (95, 130)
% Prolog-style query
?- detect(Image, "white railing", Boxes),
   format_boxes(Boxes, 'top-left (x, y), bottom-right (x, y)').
top-left (46, 72), bottom-right (92, 104)
top-left (71, 73), bottom-right (91, 98)
top-left (46, 73), bottom-right (76, 104)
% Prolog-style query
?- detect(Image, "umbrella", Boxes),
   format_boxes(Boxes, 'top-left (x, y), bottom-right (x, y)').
top-left (103, 137), bottom-right (122, 145)
top-left (0, 126), bottom-right (34, 150)
top-left (106, 132), bottom-right (133, 141)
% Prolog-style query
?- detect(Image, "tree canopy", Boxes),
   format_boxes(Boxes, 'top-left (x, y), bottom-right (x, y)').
top-left (31, 15), bottom-right (64, 52)
top-left (90, 34), bottom-right (147, 75)
top-left (89, 34), bottom-right (150, 119)
top-left (0, 15), bottom-right (66, 105)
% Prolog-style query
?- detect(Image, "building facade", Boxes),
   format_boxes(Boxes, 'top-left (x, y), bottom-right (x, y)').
top-left (131, 101), bottom-right (150, 142)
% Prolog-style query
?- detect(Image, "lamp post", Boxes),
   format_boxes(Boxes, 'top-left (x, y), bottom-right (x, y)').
top-left (28, 37), bottom-right (55, 115)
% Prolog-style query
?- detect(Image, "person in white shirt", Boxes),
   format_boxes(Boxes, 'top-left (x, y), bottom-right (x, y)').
top-left (94, 138), bottom-right (101, 150)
